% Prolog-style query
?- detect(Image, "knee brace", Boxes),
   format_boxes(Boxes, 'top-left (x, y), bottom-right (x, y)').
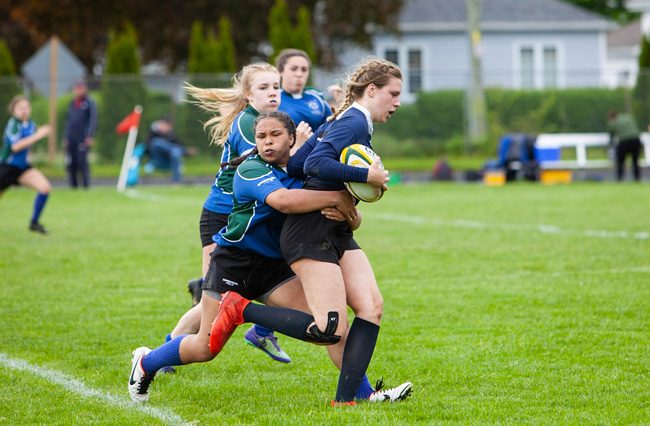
top-left (303, 311), bottom-right (341, 345)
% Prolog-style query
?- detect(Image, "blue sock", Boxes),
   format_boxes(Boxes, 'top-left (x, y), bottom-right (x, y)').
top-left (165, 333), bottom-right (172, 342)
top-left (31, 193), bottom-right (49, 224)
top-left (254, 324), bottom-right (273, 337)
top-left (141, 335), bottom-right (187, 375)
top-left (355, 375), bottom-right (375, 400)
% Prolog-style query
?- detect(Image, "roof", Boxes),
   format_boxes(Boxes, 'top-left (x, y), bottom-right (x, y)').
top-left (608, 19), bottom-right (641, 48)
top-left (396, 0), bottom-right (614, 32)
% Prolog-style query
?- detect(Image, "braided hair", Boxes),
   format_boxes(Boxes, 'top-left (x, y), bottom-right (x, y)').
top-left (185, 62), bottom-right (279, 146)
top-left (221, 111), bottom-right (297, 169)
top-left (328, 57), bottom-right (402, 121)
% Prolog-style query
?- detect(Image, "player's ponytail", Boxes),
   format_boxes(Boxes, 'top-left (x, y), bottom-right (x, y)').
top-left (328, 57), bottom-right (402, 121)
top-left (185, 62), bottom-right (278, 146)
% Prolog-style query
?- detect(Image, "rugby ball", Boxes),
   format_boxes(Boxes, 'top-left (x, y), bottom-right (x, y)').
top-left (340, 144), bottom-right (385, 202)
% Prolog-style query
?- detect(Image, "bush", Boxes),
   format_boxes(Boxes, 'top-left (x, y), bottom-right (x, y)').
top-left (377, 87), bottom-right (628, 157)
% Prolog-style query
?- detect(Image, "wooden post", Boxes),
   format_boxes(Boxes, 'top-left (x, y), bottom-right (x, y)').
top-left (48, 36), bottom-right (59, 164)
top-left (466, 0), bottom-right (487, 148)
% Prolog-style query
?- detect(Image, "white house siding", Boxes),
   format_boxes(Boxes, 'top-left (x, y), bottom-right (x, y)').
top-left (374, 32), bottom-right (469, 103)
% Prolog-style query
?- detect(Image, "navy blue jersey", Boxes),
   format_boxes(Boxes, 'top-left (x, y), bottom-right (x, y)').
top-left (203, 106), bottom-right (258, 214)
top-left (279, 88), bottom-right (331, 132)
top-left (300, 104), bottom-right (373, 190)
top-left (63, 96), bottom-right (97, 144)
top-left (215, 155), bottom-right (303, 259)
top-left (2, 118), bottom-right (37, 170)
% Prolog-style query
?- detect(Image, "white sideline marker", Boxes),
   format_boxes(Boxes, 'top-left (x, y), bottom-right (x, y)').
top-left (0, 353), bottom-right (187, 426)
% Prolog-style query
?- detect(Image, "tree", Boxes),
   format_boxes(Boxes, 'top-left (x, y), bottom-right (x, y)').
top-left (98, 24), bottom-right (147, 162)
top-left (1, 0), bottom-right (405, 70)
top-left (268, 0), bottom-right (294, 64)
top-left (292, 7), bottom-right (316, 62)
top-left (633, 35), bottom-right (650, 127)
top-left (218, 17), bottom-right (237, 73)
top-left (180, 19), bottom-right (234, 149)
top-left (0, 39), bottom-right (20, 124)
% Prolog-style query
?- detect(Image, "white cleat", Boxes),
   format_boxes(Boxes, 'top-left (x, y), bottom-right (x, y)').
top-left (128, 347), bottom-right (154, 402)
top-left (368, 381), bottom-right (413, 403)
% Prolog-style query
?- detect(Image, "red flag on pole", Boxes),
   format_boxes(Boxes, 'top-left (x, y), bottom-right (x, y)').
top-left (116, 109), bottom-right (142, 134)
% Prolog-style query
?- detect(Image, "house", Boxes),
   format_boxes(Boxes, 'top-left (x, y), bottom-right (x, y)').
top-left (605, 0), bottom-right (650, 88)
top-left (604, 20), bottom-right (641, 88)
top-left (319, 0), bottom-right (615, 103)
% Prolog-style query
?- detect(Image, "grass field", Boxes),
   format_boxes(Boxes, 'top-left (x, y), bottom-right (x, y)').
top-left (1, 182), bottom-right (649, 425)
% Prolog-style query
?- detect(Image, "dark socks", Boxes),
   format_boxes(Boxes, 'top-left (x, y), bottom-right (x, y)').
top-left (141, 335), bottom-right (187, 375)
top-left (243, 303), bottom-right (313, 341)
top-left (31, 192), bottom-right (49, 224)
top-left (335, 317), bottom-right (380, 402)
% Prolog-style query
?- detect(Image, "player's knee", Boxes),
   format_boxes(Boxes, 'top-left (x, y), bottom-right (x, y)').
top-left (40, 181), bottom-right (51, 194)
top-left (356, 296), bottom-right (383, 324)
top-left (304, 311), bottom-right (343, 345)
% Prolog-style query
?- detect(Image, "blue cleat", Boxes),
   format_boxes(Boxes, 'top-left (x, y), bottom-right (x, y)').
top-left (244, 325), bottom-right (291, 363)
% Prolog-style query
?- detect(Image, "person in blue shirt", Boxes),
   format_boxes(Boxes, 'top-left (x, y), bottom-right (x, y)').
top-left (244, 58), bottom-right (409, 406)
top-left (164, 63), bottom-right (310, 365)
top-left (128, 111), bottom-right (356, 403)
top-left (1, 95), bottom-right (52, 234)
top-left (276, 48), bottom-right (332, 132)
top-left (235, 48), bottom-right (330, 358)
top-left (63, 80), bottom-right (97, 188)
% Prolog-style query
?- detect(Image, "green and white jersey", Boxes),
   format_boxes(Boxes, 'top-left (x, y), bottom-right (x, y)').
top-left (215, 155), bottom-right (303, 259)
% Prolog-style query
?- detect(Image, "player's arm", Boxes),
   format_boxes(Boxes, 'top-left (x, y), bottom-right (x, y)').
top-left (266, 188), bottom-right (355, 217)
top-left (10, 125), bottom-right (51, 152)
top-left (236, 160), bottom-right (356, 219)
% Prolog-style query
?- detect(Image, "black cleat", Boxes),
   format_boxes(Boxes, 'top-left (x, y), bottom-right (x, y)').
top-left (187, 277), bottom-right (203, 307)
top-left (29, 222), bottom-right (48, 234)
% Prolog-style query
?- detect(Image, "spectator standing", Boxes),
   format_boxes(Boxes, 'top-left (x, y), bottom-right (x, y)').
top-left (63, 80), bottom-right (97, 188)
top-left (607, 110), bottom-right (642, 182)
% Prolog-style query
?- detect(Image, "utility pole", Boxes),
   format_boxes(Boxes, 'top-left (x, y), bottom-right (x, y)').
top-left (466, 0), bottom-right (487, 148)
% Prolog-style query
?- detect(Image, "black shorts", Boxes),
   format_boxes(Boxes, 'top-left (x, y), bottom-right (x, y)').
top-left (199, 208), bottom-right (229, 247)
top-left (202, 245), bottom-right (295, 301)
top-left (281, 210), bottom-right (361, 265)
top-left (0, 164), bottom-right (29, 191)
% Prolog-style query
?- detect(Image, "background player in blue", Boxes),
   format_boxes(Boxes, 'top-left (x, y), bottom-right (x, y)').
top-left (236, 48), bottom-right (331, 356)
top-left (279, 58), bottom-right (410, 405)
top-left (63, 80), bottom-right (97, 188)
top-left (0, 95), bottom-right (52, 234)
top-left (128, 112), bottom-right (357, 403)
top-left (276, 48), bottom-right (332, 132)
top-left (163, 63), bottom-right (311, 365)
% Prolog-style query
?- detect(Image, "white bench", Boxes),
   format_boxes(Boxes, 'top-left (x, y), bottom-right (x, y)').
top-left (535, 132), bottom-right (650, 169)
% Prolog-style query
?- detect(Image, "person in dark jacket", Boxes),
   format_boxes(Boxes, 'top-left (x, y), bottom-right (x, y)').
top-left (63, 80), bottom-right (97, 188)
top-left (607, 110), bottom-right (642, 182)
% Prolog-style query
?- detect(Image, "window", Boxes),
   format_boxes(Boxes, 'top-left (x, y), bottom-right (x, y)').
top-left (518, 44), bottom-right (560, 89)
top-left (385, 49), bottom-right (398, 65)
top-left (543, 47), bottom-right (557, 88)
top-left (408, 49), bottom-right (422, 93)
top-left (520, 47), bottom-right (534, 89)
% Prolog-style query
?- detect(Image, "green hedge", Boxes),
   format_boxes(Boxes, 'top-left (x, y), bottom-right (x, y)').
top-left (376, 87), bottom-right (628, 156)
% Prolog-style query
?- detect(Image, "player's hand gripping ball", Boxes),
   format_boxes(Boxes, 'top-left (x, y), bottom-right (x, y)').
top-left (340, 144), bottom-right (385, 202)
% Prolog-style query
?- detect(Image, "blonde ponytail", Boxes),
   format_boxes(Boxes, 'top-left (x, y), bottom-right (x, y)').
top-left (185, 62), bottom-right (279, 146)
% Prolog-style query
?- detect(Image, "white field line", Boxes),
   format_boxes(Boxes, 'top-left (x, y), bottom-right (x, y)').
top-left (121, 189), bottom-right (650, 241)
top-left (122, 189), bottom-right (200, 206)
top-left (375, 212), bottom-right (650, 241)
top-left (0, 353), bottom-right (187, 426)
